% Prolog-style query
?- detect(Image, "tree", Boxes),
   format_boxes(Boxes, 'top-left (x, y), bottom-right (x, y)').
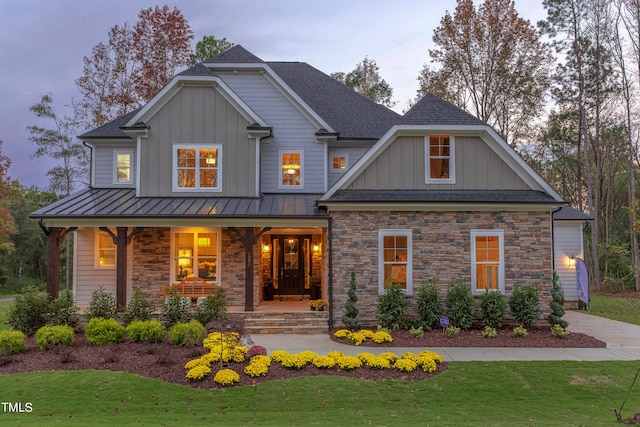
top-left (418, 0), bottom-right (552, 145)
top-left (132, 5), bottom-right (194, 103)
top-left (27, 94), bottom-right (89, 196)
top-left (331, 57), bottom-right (396, 108)
top-left (189, 35), bottom-right (234, 65)
top-left (0, 140), bottom-right (17, 253)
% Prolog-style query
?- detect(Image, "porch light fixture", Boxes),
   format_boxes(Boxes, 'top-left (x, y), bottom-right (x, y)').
top-left (313, 243), bottom-right (321, 253)
top-left (262, 244), bottom-right (270, 253)
top-left (568, 255), bottom-right (576, 267)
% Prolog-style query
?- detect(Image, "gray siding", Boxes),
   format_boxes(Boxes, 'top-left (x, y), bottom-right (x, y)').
top-left (328, 146), bottom-right (369, 188)
top-left (348, 135), bottom-right (530, 191)
top-left (139, 85), bottom-right (256, 197)
top-left (220, 72), bottom-right (325, 193)
top-left (93, 143), bottom-right (137, 188)
top-left (553, 222), bottom-right (584, 302)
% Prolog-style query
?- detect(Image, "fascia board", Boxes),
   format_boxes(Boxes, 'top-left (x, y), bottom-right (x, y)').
top-left (320, 201), bottom-right (562, 212)
top-left (37, 217), bottom-right (329, 228)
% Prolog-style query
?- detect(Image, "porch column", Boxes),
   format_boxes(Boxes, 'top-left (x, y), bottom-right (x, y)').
top-left (100, 227), bottom-right (143, 307)
top-left (44, 226), bottom-right (76, 301)
top-left (229, 227), bottom-right (271, 311)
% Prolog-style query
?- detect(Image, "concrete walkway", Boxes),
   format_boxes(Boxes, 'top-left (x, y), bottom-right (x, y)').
top-left (250, 311), bottom-right (640, 361)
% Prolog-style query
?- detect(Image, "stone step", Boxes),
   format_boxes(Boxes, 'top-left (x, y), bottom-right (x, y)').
top-left (238, 310), bottom-right (329, 334)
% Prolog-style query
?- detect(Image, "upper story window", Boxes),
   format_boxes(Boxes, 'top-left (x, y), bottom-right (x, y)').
top-left (280, 151), bottom-right (303, 188)
top-left (332, 154), bottom-right (348, 171)
top-left (96, 231), bottom-right (116, 268)
top-left (378, 229), bottom-right (412, 294)
top-left (113, 151), bottom-right (133, 184)
top-left (471, 230), bottom-right (505, 294)
top-left (173, 145), bottom-right (221, 192)
top-left (426, 135), bottom-right (455, 184)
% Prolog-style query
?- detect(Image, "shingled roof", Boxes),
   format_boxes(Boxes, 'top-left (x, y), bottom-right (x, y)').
top-left (204, 45), bottom-right (264, 63)
top-left (79, 109), bottom-right (139, 139)
top-left (401, 93), bottom-right (486, 126)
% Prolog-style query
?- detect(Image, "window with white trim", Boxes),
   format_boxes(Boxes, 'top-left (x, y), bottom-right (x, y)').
top-left (96, 231), bottom-right (116, 268)
top-left (113, 150), bottom-right (133, 184)
top-left (471, 230), bottom-right (505, 294)
top-left (425, 135), bottom-right (455, 184)
top-left (378, 230), bottom-right (412, 294)
top-left (280, 151), bottom-right (303, 188)
top-left (331, 154), bottom-right (348, 171)
top-left (173, 145), bottom-right (221, 191)
top-left (173, 229), bottom-right (219, 283)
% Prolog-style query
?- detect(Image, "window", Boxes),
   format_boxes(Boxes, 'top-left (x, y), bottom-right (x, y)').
top-left (280, 151), bottom-right (303, 188)
top-left (471, 230), bottom-right (505, 294)
top-left (113, 151), bottom-right (133, 184)
top-left (173, 230), bottom-right (219, 283)
top-left (426, 135), bottom-right (455, 184)
top-left (378, 230), bottom-right (412, 294)
top-left (173, 145), bottom-right (221, 191)
top-left (96, 231), bottom-right (116, 268)
top-left (332, 154), bottom-right (348, 171)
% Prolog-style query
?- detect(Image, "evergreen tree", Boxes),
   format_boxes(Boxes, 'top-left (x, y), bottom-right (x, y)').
top-left (341, 272), bottom-right (361, 330)
top-left (548, 271), bottom-right (568, 328)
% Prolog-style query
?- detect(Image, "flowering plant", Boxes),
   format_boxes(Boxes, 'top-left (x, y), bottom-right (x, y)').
top-left (312, 355), bottom-right (336, 369)
top-left (281, 353), bottom-right (308, 369)
top-left (244, 361), bottom-right (269, 378)
top-left (394, 359), bottom-right (417, 373)
top-left (336, 355), bottom-right (362, 371)
top-left (213, 368), bottom-right (240, 386)
top-left (186, 365), bottom-right (211, 381)
top-left (270, 350), bottom-right (290, 363)
top-left (309, 299), bottom-right (326, 310)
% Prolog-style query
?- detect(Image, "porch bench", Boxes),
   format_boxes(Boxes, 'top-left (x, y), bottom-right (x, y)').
top-left (166, 277), bottom-right (216, 305)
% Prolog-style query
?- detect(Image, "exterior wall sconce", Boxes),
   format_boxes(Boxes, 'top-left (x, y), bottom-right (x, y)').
top-left (568, 255), bottom-right (576, 267)
top-left (262, 244), bottom-right (270, 253)
top-left (313, 243), bottom-right (321, 254)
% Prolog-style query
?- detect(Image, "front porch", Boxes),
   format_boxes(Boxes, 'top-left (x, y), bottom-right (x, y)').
top-left (230, 299), bottom-right (329, 334)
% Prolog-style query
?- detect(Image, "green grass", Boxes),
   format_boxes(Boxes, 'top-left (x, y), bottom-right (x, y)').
top-left (584, 295), bottom-right (640, 325)
top-left (0, 362), bottom-right (639, 425)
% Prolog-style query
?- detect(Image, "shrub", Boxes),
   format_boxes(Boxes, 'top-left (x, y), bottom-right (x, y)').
top-left (551, 324), bottom-right (570, 338)
top-left (84, 317), bottom-right (126, 345)
top-left (376, 284), bottom-right (408, 329)
top-left (513, 326), bottom-right (528, 337)
top-left (126, 320), bottom-right (166, 343)
top-left (480, 290), bottom-right (507, 328)
top-left (213, 368), bottom-right (240, 386)
top-left (35, 325), bottom-right (75, 350)
top-left (444, 281), bottom-right (475, 329)
top-left (87, 287), bottom-right (118, 319)
top-left (409, 326), bottom-right (424, 338)
top-left (7, 286), bottom-right (49, 335)
top-left (168, 321), bottom-right (206, 346)
top-left (46, 290), bottom-right (79, 328)
top-left (121, 288), bottom-right (154, 326)
top-left (194, 287), bottom-right (227, 326)
top-left (509, 284), bottom-right (540, 327)
top-left (341, 272), bottom-right (361, 330)
top-left (445, 326), bottom-right (461, 338)
top-left (247, 345), bottom-right (267, 358)
top-left (482, 326), bottom-right (497, 338)
top-left (548, 272), bottom-right (569, 329)
top-left (0, 330), bottom-right (27, 354)
top-left (163, 293), bottom-right (192, 327)
top-left (416, 280), bottom-right (444, 330)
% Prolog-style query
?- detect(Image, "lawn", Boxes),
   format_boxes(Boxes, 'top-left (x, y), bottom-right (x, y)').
top-left (584, 295), bottom-right (640, 325)
top-left (0, 361), bottom-right (638, 425)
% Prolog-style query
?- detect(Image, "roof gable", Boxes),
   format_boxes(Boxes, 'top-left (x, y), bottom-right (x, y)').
top-left (204, 45), bottom-right (264, 63)
top-left (402, 93), bottom-right (485, 126)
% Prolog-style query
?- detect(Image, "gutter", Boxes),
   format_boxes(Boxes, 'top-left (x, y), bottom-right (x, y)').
top-left (82, 141), bottom-right (93, 188)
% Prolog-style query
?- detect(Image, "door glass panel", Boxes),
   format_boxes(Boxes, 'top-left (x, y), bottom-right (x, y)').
top-left (284, 239), bottom-right (299, 269)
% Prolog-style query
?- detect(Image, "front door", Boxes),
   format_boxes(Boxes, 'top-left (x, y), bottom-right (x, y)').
top-left (276, 236), bottom-right (307, 295)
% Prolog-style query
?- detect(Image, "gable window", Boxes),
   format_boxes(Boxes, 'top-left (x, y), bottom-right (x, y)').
top-left (426, 135), bottom-right (455, 184)
top-left (332, 154), bottom-right (348, 171)
top-left (173, 145), bottom-right (221, 192)
top-left (114, 151), bottom-right (133, 184)
top-left (471, 230), bottom-right (505, 294)
top-left (378, 230), bottom-right (412, 294)
top-left (173, 229), bottom-right (219, 283)
top-left (280, 151), bottom-right (303, 188)
top-left (96, 231), bottom-right (116, 268)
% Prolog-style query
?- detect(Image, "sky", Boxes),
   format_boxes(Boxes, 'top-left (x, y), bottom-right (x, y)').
top-left (0, 0), bottom-right (548, 190)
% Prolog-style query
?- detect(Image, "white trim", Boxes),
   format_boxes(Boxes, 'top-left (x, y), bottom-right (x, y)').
top-left (470, 229), bottom-right (505, 294)
top-left (330, 152), bottom-right (349, 173)
top-left (112, 150), bottom-right (134, 185)
top-left (172, 144), bottom-right (222, 193)
top-left (136, 137), bottom-right (142, 197)
top-left (278, 150), bottom-right (304, 190)
top-left (425, 135), bottom-right (455, 184)
top-left (378, 229), bottom-right (413, 295)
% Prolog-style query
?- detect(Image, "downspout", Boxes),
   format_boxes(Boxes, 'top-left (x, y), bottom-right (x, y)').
top-left (82, 141), bottom-right (93, 188)
top-left (550, 207), bottom-right (562, 272)
top-left (327, 216), bottom-right (333, 330)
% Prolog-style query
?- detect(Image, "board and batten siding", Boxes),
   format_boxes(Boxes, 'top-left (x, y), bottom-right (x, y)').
top-left (139, 85), bottom-right (256, 197)
top-left (92, 143), bottom-right (137, 188)
top-left (328, 146), bottom-right (369, 188)
top-left (221, 72), bottom-right (325, 193)
top-left (73, 229), bottom-right (132, 307)
top-left (553, 221), bottom-right (584, 302)
top-left (347, 135), bottom-right (530, 191)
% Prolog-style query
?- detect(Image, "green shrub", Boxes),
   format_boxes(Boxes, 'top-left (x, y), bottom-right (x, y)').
top-left (480, 290), bottom-right (507, 328)
top-left (416, 280), bottom-right (444, 330)
top-left (168, 320), bottom-right (206, 347)
top-left (513, 326), bottom-right (528, 337)
top-left (87, 287), bottom-right (118, 319)
top-left (444, 281), bottom-right (475, 330)
top-left (34, 325), bottom-right (75, 350)
top-left (46, 290), bottom-right (79, 328)
top-left (548, 272), bottom-right (568, 329)
top-left (341, 272), bottom-right (361, 330)
top-left (509, 284), bottom-right (540, 327)
top-left (126, 320), bottom-right (166, 343)
top-left (375, 284), bottom-right (408, 329)
top-left (121, 288), bottom-right (155, 326)
top-left (84, 317), bottom-right (126, 345)
top-left (0, 330), bottom-right (27, 354)
top-left (163, 292), bottom-right (192, 327)
top-left (7, 286), bottom-right (49, 335)
top-left (551, 324), bottom-right (570, 338)
top-left (194, 287), bottom-right (227, 326)
top-left (482, 326), bottom-right (497, 338)
top-left (445, 326), bottom-right (461, 338)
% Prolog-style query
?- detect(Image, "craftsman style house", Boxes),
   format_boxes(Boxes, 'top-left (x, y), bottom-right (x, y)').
top-left (32, 46), bottom-right (583, 329)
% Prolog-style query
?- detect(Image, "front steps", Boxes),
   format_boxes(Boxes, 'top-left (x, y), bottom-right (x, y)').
top-left (236, 310), bottom-right (329, 334)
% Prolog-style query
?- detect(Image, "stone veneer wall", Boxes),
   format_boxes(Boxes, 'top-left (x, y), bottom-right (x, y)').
top-left (329, 210), bottom-right (553, 326)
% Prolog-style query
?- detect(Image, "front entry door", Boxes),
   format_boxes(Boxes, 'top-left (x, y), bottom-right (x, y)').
top-left (277, 236), bottom-right (306, 295)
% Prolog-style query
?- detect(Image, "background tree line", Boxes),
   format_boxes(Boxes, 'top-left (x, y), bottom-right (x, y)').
top-left (2, 0), bottom-right (639, 294)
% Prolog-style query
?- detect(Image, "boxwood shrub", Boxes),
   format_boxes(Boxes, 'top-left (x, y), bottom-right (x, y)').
top-left (168, 320), bottom-right (206, 346)
top-left (35, 325), bottom-right (75, 350)
top-left (0, 330), bottom-right (27, 355)
top-left (444, 281), bottom-right (475, 330)
top-left (126, 320), bottom-right (166, 343)
top-left (84, 317), bottom-right (126, 345)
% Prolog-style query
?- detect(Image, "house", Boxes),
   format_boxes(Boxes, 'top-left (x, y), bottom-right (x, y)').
top-left (31, 45), bottom-right (581, 329)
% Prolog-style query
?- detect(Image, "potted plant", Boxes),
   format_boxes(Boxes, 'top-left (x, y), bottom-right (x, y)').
top-left (309, 276), bottom-right (321, 300)
top-left (309, 299), bottom-right (326, 311)
top-left (262, 277), bottom-right (274, 301)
